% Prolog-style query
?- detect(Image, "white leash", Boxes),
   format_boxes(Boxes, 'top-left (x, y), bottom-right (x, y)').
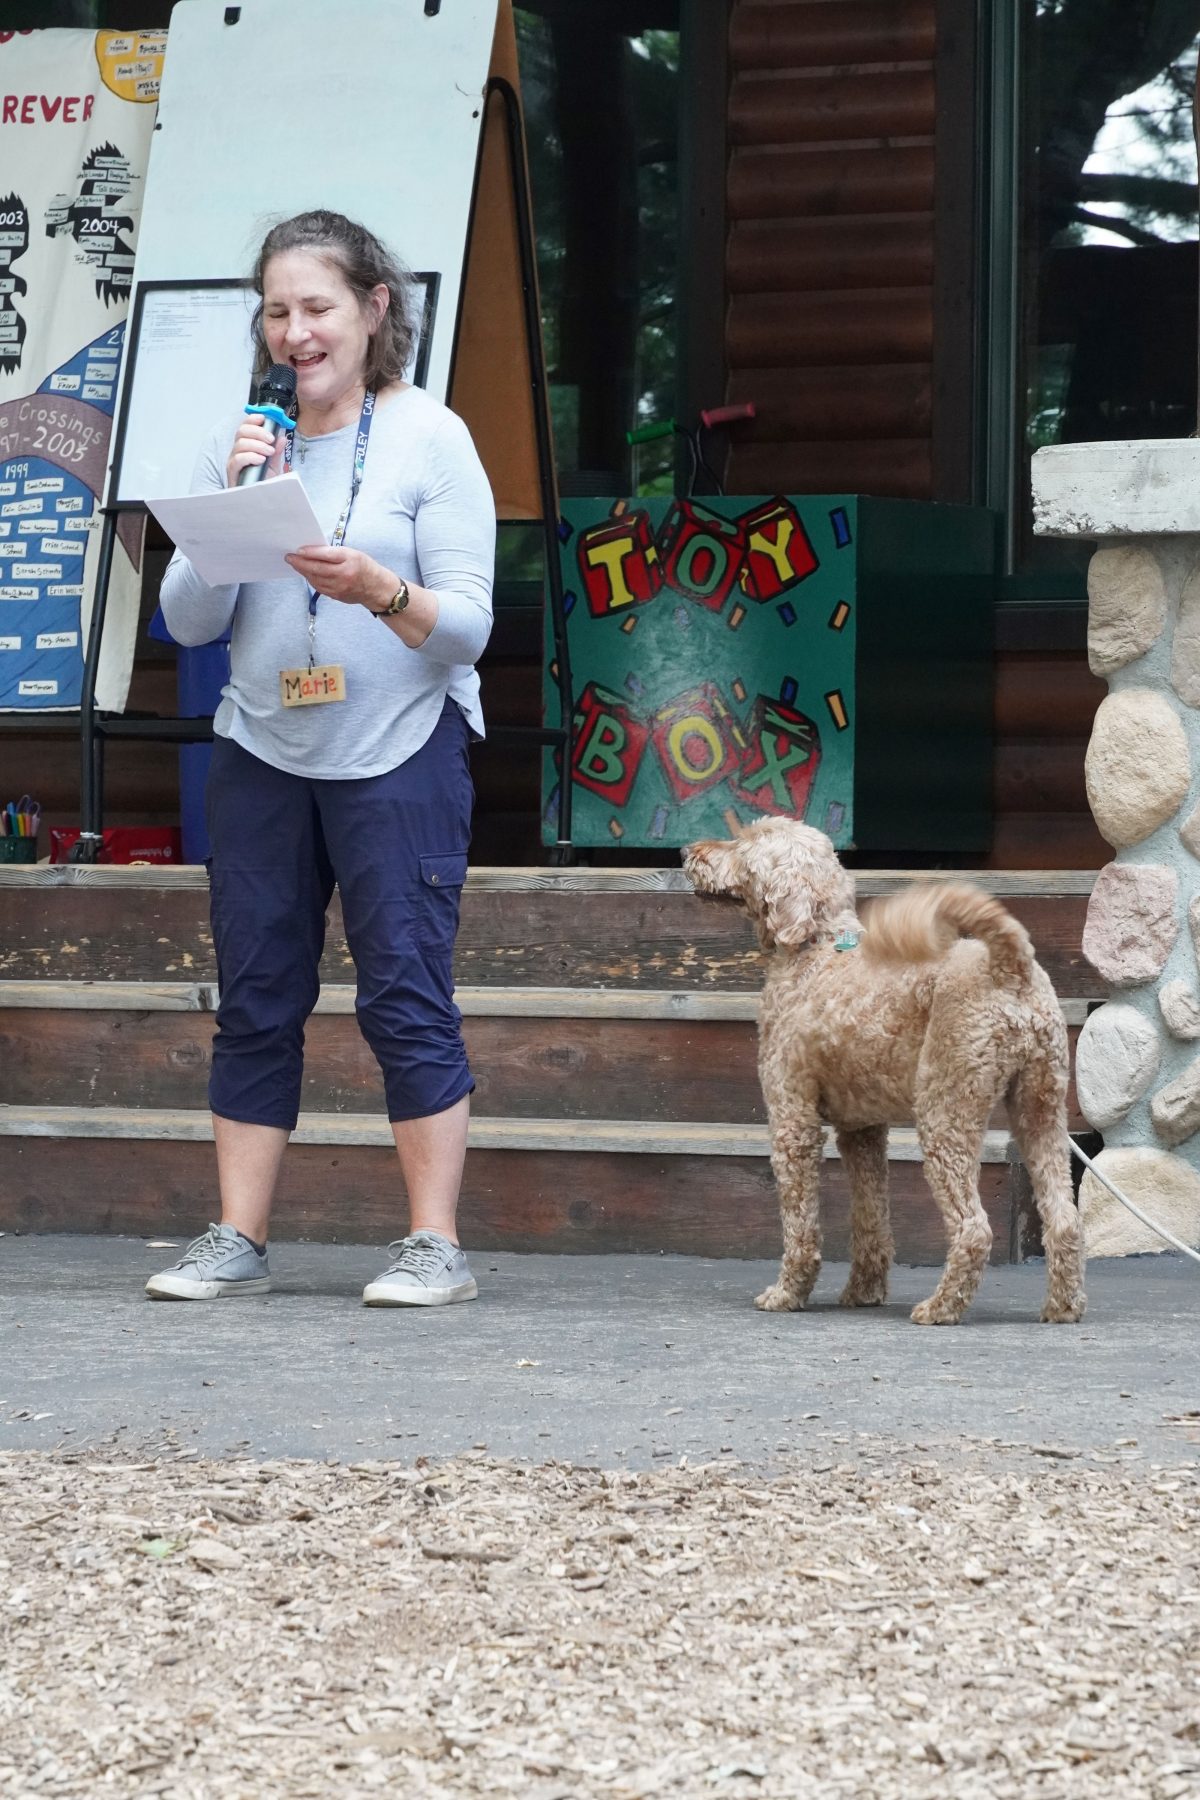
top-left (1068, 1137), bottom-right (1200, 1267)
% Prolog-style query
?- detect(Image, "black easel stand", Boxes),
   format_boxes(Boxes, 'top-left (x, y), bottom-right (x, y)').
top-left (484, 73), bottom-right (574, 858)
top-left (68, 77), bottom-right (574, 864)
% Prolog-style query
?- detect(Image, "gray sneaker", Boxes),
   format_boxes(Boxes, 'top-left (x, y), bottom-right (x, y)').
top-left (362, 1231), bottom-right (478, 1308)
top-left (145, 1223), bottom-right (271, 1301)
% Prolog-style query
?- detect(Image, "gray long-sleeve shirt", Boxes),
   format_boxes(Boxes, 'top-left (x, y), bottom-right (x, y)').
top-left (158, 385), bottom-right (495, 779)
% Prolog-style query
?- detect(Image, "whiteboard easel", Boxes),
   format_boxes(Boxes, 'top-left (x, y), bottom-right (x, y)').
top-left (109, 0), bottom-right (494, 432)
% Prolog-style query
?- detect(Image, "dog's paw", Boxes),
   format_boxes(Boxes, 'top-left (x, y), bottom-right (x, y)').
top-left (839, 1274), bottom-right (888, 1308)
top-left (755, 1283), bottom-right (803, 1312)
top-left (1041, 1292), bottom-right (1086, 1324)
top-left (910, 1295), bottom-right (965, 1326)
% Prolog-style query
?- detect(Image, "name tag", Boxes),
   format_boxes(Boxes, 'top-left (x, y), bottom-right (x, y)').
top-left (279, 664), bottom-right (347, 707)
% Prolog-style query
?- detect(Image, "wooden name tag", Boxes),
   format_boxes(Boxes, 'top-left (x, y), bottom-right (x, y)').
top-left (279, 664), bottom-right (347, 707)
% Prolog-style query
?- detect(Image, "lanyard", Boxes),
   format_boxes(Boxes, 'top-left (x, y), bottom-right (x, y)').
top-left (283, 389), bottom-right (376, 670)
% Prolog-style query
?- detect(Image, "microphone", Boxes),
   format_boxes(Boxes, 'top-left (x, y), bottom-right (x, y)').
top-left (236, 362), bottom-right (297, 487)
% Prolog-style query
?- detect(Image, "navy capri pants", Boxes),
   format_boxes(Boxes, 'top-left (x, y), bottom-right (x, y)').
top-left (205, 699), bottom-right (475, 1130)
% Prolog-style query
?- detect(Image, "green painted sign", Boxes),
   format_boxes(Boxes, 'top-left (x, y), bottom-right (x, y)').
top-left (543, 494), bottom-right (858, 849)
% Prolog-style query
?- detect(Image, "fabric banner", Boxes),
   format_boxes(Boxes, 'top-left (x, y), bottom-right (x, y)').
top-left (0, 26), bottom-right (164, 711)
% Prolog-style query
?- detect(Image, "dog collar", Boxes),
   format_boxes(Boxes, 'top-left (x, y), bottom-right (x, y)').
top-left (833, 929), bottom-right (860, 952)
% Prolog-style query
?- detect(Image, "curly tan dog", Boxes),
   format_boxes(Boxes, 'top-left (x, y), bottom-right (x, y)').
top-left (683, 818), bottom-right (1086, 1326)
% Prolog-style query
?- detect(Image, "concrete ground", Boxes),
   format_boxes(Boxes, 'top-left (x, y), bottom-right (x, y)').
top-left (2, 1235), bottom-right (1197, 1468)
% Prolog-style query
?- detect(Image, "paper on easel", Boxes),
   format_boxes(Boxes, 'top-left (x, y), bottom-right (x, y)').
top-left (147, 473), bottom-right (326, 585)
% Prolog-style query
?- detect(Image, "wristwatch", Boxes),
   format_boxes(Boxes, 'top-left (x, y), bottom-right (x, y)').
top-left (378, 578), bottom-right (410, 616)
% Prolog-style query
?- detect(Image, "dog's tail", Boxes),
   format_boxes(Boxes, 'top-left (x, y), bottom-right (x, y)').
top-left (862, 883), bottom-right (1035, 988)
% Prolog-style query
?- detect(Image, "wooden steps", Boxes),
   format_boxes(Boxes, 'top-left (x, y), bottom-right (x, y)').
top-left (0, 980), bottom-right (1089, 1127)
top-left (0, 865), bottom-right (1099, 1261)
top-left (0, 863), bottom-right (1099, 990)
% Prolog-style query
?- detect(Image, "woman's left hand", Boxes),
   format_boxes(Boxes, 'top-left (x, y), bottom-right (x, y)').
top-left (285, 544), bottom-right (394, 611)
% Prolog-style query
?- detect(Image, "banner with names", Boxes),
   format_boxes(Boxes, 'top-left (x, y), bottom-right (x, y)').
top-left (0, 27), bottom-right (164, 710)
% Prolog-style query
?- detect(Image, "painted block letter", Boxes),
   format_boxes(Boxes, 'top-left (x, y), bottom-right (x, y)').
top-left (572, 681), bottom-right (649, 805)
top-left (651, 682), bottom-right (745, 803)
top-left (657, 500), bottom-right (747, 612)
top-left (736, 497), bottom-right (818, 602)
top-left (577, 509), bottom-right (663, 618)
top-left (730, 695), bottom-right (822, 816)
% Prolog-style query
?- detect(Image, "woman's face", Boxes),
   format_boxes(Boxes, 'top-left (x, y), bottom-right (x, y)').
top-left (261, 248), bottom-right (387, 418)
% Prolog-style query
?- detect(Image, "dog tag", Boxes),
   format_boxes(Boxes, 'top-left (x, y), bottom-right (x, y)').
top-left (279, 664), bottom-right (346, 707)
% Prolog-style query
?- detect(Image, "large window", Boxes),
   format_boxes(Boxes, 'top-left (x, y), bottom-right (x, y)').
top-left (516, 4), bottom-right (681, 498)
top-left (1019, 1), bottom-right (1199, 569)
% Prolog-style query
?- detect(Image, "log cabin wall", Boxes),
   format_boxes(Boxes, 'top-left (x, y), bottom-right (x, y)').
top-left (723, 0), bottom-right (937, 500)
top-left (721, 0), bottom-right (1103, 869)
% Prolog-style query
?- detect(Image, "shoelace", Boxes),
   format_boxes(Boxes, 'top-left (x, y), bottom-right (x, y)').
top-left (382, 1232), bottom-right (451, 1280)
top-left (176, 1224), bottom-right (227, 1269)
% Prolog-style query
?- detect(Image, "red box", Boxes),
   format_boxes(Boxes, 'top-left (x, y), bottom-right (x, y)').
top-left (729, 696), bottom-right (822, 816)
top-left (50, 826), bottom-right (185, 865)
top-left (576, 510), bottom-right (663, 618)
top-left (735, 497), bottom-right (819, 601)
top-left (651, 682), bottom-right (745, 803)
top-left (571, 681), bottom-right (649, 806)
top-left (657, 499), bottom-right (746, 611)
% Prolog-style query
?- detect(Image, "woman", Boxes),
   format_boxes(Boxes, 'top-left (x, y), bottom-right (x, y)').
top-left (147, 210), bottom-right (494, 1308)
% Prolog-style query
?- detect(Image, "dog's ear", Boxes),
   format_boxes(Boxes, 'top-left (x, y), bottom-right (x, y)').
top-left (762, 875), bottom-right (815, 948)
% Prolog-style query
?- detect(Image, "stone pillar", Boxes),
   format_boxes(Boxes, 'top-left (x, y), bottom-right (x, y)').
top-left (1032, 440), bottom-right (1200, 1254)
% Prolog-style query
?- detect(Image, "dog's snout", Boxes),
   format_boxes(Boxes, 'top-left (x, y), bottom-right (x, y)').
top-left (683, 841), bottom-right (720, 888)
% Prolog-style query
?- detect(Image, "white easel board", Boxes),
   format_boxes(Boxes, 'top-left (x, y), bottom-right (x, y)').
top-left (106, 0), bottom-right (497, 507)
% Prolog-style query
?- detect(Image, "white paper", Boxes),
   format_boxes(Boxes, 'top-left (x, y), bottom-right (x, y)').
top-left (146, 473), bottom-right (326, 585)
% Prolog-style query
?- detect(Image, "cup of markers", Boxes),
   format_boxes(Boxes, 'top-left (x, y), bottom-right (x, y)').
top-left (0, 796), bottom-right (41, 863)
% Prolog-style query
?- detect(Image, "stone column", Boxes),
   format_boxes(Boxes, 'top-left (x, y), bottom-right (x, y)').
top-left (1032, 440), bottom-right (1200, 1255)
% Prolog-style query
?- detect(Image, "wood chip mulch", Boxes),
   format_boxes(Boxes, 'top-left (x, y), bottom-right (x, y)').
top-left (2, 1446), bottom-right (1198, 1798)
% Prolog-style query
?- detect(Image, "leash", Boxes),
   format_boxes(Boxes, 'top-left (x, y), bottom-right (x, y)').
top-left (1068, 1137), bottom-right (1200, 1267)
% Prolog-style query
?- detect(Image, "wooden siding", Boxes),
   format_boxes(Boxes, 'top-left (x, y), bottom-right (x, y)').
top-left (725, 0), bottom-right (937, 499)
top-left (986, 613), bottom-right (1109, 872)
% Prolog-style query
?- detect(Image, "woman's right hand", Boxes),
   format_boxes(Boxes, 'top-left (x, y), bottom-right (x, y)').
top-left (225, 414), bottom-right (286, 488)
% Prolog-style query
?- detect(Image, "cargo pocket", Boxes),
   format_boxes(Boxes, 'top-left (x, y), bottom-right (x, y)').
top-left (416, 851), bottom-right (469, 951)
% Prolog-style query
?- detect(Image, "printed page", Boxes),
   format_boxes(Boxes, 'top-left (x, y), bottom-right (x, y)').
top-left (147, 472), bottom-right (324, 585)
